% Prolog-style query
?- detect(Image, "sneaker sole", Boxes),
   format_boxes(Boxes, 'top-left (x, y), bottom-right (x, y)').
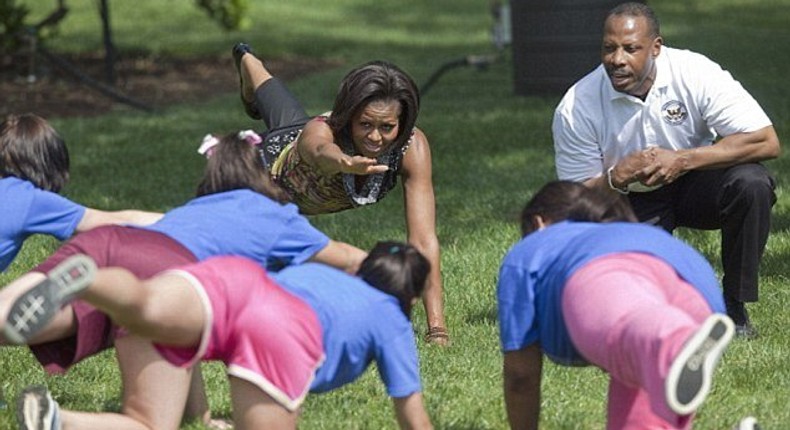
top-left (3, 254), bottom-right (97, 345)
top-left (15, 385), bottom-right (54, 430)
top-left (665, 314), bottom-right (735, 415)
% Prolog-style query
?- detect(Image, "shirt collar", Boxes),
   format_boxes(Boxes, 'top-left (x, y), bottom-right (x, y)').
top-left (652, 47), bottom-right (671, 90)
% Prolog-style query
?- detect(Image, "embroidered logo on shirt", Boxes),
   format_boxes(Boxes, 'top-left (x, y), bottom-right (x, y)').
top-left (661, 101), bottom-right (688, 125)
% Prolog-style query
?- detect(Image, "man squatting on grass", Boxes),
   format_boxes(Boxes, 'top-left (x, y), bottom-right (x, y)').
top-left (552, 2), bottom-right (781, 337)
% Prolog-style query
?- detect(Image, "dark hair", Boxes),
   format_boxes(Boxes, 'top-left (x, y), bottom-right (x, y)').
top-left (327, 60), bottom-right (420, 151)
top-left (357, 241), bottom-right (430, 318)
top-left (0, 113), bottom-right (70, 192)
top-left (520, 181), bottom-right (637, 236)
top-left (196, 131), bottom-right (289, 202)
top-left (607, 2), bottom-right (661, 39)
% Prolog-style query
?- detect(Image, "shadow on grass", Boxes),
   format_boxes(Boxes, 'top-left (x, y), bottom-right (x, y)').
top-left (464, 307), bottom-right (498, 326)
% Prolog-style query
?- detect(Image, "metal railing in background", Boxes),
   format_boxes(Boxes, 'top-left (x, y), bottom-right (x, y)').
top-left (419, 1), bottom-right (511, 96)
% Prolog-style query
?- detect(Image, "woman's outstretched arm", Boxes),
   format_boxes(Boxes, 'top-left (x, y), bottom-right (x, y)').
top-left (400, 129), bottom-right (446, 340)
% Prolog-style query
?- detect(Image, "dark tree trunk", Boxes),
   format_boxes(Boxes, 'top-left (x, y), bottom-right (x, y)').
top-left (98, 0), bottom-right (116, 84)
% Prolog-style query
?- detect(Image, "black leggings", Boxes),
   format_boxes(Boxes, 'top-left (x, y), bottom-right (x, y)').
top-left (254, 77), bottom-right (312, 131)
top-left (253, 78), bottom-right (313, 169)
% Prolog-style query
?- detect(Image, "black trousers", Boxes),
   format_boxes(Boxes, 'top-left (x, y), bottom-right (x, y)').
top-left (627, 163), bottom-right (776, 303)
top-left (254, 77), bottom-right (311, 131)
top-left (253, 78), bottom-right (313, 169)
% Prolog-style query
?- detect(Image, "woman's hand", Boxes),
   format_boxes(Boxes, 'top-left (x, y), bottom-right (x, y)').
top-left (339, 155), bottom-right (389, 175)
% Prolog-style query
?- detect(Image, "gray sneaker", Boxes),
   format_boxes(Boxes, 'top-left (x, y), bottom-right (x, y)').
top-left (665, 314), bottom-right (735, 415)
top-left (736, 416), bottom-right (761, 430)
top-left (16, 385), bottom-right (61, 430)
top-left (3, 254), bottom-right (97, 344)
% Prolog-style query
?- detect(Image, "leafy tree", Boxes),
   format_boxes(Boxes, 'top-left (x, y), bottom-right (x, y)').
top-left (0, 0), bottom-right (250, 109)
top-left (0, 0), bottom-right (31, 55)
top-left (194, 0), bottom-right (251, 30)
top-left (0, 0), bottom-right (250, 58)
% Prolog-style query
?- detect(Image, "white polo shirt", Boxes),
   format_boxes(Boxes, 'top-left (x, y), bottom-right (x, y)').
top-left (553, 46), bottom-right (772, 183)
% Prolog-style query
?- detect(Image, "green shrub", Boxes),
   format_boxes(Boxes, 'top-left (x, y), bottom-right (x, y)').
top-left (193, 0), bottom-right (250, 30)
top-left (0, 0), bottom-right (30, 55)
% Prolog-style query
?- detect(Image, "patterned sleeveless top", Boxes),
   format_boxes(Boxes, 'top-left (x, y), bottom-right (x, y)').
top-left (261, 115), bottom-right (410, 215)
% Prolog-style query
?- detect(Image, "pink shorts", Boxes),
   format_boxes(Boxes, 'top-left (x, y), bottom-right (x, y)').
top-left (30, 225), bottom-right (197, 374)
top-left (155, 256), bottom-right (324, 411)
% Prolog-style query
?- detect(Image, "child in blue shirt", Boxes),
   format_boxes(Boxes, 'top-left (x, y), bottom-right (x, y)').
top-left (1, 113), bottom-right (161, 272)
top-left (1, 129), bottom-right (365, 429)
top-left (498, 181), bottom-right (735, 429)
top-left (10, 242), bottom-right (432, 429)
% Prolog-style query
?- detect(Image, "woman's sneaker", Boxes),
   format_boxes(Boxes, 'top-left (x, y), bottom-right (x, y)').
top-left (3, 254), bottom-right (96, 344)
top-left (232, 42), bottom-right (262, 120)
top-left (665, 314), bottom-right (735, 415)
top-left (16, 385), bottom-right (61, 430)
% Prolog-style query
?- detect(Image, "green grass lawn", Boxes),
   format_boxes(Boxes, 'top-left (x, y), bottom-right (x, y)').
top-left (2, 0), bottom-right (790, 428)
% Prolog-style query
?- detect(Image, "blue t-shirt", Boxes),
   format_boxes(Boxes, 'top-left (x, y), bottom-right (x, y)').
top-left (272, 263), bottom-right (422, 398)
top-left (497, 221), bottom-right (725, 366)
top-left (0, 177), bottom-right (85, 271)
top-left (142, 189), bottom-right (329, 271)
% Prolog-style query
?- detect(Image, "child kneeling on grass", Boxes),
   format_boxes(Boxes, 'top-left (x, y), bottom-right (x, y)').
top-left (498, 181), bottom-right (742, 429)
top-left (1, 113), bottom-right (162, 272)
top-left (9, 241), bottom-right (433, 430)
top-left (1, 129), bottom-right (364, 429)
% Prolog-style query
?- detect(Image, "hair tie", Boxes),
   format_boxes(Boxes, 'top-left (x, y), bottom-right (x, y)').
top-left (197, 134), bottom-right (220, 158)
top-left (389, 245), bottom-right (401, 254)
top-left (238, 129), bottom-right (262, 146)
